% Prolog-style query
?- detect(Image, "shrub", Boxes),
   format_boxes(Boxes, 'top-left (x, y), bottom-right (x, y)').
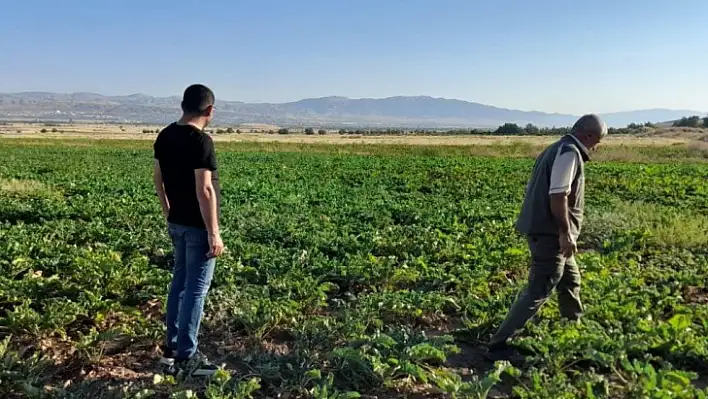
top-left (673, 116), bottom-right (702, 128)
top-left (278, 128), bottom-right (289, 135)
top-left (226, 127), bottom-right (234, 134)
top-left (524, 123), bottom-right (540, 135)
top-left (40, 128), bottom-right (48, 133)
top-left (318, 129), bottom-right (327, 135)
top-left (494, 123), bottom-right (524, 135)
top-left (304, 128), bottom-right (315, 135)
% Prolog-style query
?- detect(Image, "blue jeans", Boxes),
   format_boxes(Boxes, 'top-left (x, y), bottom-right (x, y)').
top-left (166, 223), bottom-right (216, 360)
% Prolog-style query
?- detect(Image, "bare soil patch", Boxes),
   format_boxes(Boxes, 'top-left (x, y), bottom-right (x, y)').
top-left (683, 286), bottom-right (708, 305)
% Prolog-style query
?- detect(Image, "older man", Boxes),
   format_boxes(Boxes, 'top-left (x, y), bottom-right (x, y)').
top-left (488, 114), bottom-right (608, 351)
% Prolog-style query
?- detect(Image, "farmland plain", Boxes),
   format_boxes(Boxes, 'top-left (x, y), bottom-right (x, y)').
top-left (0, 137), bottom-right (707, 398)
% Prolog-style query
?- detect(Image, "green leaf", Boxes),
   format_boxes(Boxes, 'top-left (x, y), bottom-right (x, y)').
top-left (667, 314), bottom-right (691, 331)
top-left (663, 370), bottom-right (691, 386)
top-left (306, 369), bottom-right (323, 380)
top-left (211, 368), bottom-right (231, 385)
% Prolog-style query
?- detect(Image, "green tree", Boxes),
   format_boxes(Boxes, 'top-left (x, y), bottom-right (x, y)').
top-left (226, 127), bottom-right (234, 133)
top-left (495, 123), bottom-right (524, 135)
top-left (278, 128), bottom-right (289, 135)
top-left (304, 127), bottom-right (315, 135)
top-left (524, 123), bottom-right (540, 135)
top-left (673, 116), bottom-right (702, 127)
top-left (318, 129), bottom-right (327, 135)
top-left (703, 117), bottom-right (708, 127)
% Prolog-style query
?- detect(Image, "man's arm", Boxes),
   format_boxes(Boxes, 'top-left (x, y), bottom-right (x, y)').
top-left (193, 136), bottom-right (223, 258)
top-left (550, 194), bottom-right (571, 236)
top-left (548, 149), bottom-right (578, 257)
top-left (153, 160), bottom-right (170, 219)
top-left (195, 168), bottom-right (223, 258)
top-left (195, 168), bottom-right (219, 236)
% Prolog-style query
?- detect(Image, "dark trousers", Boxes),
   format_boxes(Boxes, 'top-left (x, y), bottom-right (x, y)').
top-left (490, 235), bottom-right (583, 345)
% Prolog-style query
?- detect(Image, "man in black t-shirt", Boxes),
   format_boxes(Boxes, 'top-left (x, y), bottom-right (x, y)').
top-left (153, 84), bottom-right (224, 377)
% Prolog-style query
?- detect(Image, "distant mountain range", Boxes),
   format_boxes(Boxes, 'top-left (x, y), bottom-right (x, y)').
top-left (0, 92), bottom-right (704, 128)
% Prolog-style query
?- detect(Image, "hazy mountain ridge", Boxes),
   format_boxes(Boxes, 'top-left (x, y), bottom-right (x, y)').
top-left (0, 92), bottom-right (703, 128)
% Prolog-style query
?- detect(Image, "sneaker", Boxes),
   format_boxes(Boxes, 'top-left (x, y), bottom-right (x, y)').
top-left (175, 352), bottom-right (221, 377)
top-left (158, 345), bottom-right (176, 367)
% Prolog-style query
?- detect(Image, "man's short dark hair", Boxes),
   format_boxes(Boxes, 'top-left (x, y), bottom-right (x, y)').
top-left (181, 84), bottom-right (215, 114)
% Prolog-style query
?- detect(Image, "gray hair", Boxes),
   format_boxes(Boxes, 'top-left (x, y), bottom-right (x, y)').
top-left (571, 114), bottom-right (608, 137)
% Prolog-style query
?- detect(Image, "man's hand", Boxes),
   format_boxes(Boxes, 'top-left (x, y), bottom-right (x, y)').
top-left (559, 232), bottom-right (577, 258)
top-left (207, 233), bottom-right (225, 258)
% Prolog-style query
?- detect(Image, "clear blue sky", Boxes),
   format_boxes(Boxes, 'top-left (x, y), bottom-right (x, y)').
top-left (1, 0), bottom-right (706, 114)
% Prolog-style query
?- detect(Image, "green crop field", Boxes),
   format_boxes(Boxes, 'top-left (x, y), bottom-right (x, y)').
top-left (0, 138), bottom-right (707, 399)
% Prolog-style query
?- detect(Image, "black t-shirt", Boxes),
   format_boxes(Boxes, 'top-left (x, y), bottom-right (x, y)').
top-left (154, 123), bottom-right (221, 229)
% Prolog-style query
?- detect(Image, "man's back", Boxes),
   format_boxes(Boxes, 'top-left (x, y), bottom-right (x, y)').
top-left (516, 135), bottom-right (589, 239)
top-left (153, 123), bottom-right (221, 229)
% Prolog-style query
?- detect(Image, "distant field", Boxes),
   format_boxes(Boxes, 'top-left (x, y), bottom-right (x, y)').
top-left (3, 123), bottom-right (706, 163)
top-left (2, 123), bottom-right (708, 145)
top-left (0, 122), bottom-right (278, 136)
top-left (3, 125), bottom-right (708, 164)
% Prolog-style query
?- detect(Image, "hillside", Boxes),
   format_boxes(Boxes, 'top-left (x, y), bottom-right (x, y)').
top-left (0, 92), bottom-right (703, 128)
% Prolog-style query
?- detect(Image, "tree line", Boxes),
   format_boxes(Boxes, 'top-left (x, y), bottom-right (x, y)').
top-left (25, 115), bottom-right (708, 136)
top-left (138, 118), bottom-right (708, 136)
top-left (672, 115), bottom-right (708, 128)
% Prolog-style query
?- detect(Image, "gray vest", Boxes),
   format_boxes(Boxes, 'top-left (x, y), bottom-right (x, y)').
top-left (516, 135), bottom-right (589, 239)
